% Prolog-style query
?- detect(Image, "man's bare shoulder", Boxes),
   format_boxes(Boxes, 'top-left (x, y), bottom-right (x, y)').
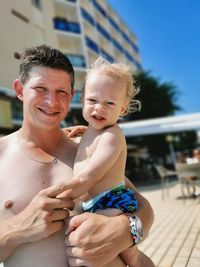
top-left (62, 131), bottom-right (79, 155)
top-left (0, 132), bottom-right (17, 149)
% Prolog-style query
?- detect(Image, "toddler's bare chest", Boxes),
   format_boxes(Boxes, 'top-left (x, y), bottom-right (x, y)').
top-left (75, 135), bottom-right (100, 162)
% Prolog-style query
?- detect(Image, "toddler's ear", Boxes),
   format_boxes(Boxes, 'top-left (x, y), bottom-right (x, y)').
top-left (120, 104), bottom-right (127, 116)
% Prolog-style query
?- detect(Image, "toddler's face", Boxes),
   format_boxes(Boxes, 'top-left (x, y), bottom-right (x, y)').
top-left (82, 72), bottom-right (127, 130)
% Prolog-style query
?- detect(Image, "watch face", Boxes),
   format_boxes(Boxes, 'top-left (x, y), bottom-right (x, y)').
top-left (135, 216), bottom-right (143, 239)
top-left (135, 216), bottom-right (143, 238)
top-left (136, 217), bottom-right (142, 230)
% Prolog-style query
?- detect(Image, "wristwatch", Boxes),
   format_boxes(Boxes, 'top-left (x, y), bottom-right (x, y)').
top-left (128, 215), bottom-right (144, 246)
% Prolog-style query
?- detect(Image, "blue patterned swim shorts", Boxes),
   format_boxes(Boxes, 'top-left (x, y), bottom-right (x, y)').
top-left (82, 183), bottom-right (138, 213)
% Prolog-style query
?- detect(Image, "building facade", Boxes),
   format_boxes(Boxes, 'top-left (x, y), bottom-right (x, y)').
top-left (0, 0), bottom-right (141, 134)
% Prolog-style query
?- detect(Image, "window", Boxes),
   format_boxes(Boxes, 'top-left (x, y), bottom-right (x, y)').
top-left (32, 0), bottom-right (42, 9)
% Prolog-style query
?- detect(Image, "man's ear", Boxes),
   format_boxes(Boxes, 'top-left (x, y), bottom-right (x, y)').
top-left (13, 79), bottom-right (24, 102)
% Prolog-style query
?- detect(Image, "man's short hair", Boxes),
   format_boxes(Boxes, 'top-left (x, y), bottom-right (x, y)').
top-left (19, 44), bottom-right (74, 89)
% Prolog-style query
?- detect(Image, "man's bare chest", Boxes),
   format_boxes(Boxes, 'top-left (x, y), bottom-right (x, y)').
top-left (0, 155), bottom-right (73, 217)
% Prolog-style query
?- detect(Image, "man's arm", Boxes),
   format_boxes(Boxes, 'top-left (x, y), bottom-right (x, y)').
top-left (125, 177), bottom-right (154, 240)
top-left (65, 180), bottom-right (154, 267)
top-left (65, 213), bottom-right (132, 267)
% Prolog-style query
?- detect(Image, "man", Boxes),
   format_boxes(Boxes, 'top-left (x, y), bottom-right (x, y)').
top-left (0, 45), bottom-right (154, 267)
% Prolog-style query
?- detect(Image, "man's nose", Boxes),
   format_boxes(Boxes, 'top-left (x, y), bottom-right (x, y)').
top-left (45, 92), bottom-right (58, 106)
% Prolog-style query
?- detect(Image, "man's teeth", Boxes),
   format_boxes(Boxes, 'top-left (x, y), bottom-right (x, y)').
top-left (42, 109), bottom-right (58, 115)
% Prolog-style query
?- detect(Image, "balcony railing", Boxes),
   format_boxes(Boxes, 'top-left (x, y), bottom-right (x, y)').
top-left (85, 36), bottom-right (99, 54)
top-left (81, 7), bottom-right (95, 26)
top-left (120, 30), bottom-right (139, 53)
top-left (66, 54), bottom-right (86, 68)
top-left (65, 0), bottom-right (76, 3)
top-left (96, 23), bottom-right (111, 41)
top-left (124, 50), bottom-right (134, 62)
top-left (93, 0), bottom-right (107, 18)
top-left (108, 16), bottom-right (120, 32)
top-left (112, 38), bottom-right (124, 53)
top-left (53, 17), bottom-right (81, 34)
top-left (134, 61), bottom-right (142, 69)
top-left (124, 50), bottom-right (142, 69)
top-left (101, 49), bottom-right (114, 63)
top-left (131, 42), bottom-right (139, 53)
top-left (121, 31), bottom-right (132, 45)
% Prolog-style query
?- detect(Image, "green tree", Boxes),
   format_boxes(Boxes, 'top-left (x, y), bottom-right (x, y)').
top-left (126, 70), bottom-right (181, 121)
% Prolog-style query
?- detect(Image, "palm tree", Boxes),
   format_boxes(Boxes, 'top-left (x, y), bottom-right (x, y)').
top-left (126, 70), bottom-right (181, 121)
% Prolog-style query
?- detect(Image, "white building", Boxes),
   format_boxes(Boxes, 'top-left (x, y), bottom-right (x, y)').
top-left (0, 0), bottom-right (141, 133)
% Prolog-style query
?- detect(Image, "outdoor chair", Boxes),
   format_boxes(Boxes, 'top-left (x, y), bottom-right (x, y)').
top-left (175, 162), bottom-right (200, 198)
top-left (154, 164), bottom-right (177, 200)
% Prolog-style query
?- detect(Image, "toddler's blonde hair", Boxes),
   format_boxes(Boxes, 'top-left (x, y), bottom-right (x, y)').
top-left (85, 57), bottom-right (141, 115)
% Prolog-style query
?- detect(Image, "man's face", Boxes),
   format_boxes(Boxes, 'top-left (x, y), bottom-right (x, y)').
top-left (20, 66), bottom-right (73, 130)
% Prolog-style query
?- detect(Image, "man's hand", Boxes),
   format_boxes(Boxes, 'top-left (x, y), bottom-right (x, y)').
top-left (13, 183), bottom-right (75, 242)
top-left (0, 181), bottom-right (82, 261)
top-left (64, 125), bottom-right (87, 138)
top-left (65, 213), bottom-right (132, 267)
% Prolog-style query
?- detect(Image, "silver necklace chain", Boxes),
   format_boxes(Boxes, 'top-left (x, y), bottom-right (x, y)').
top-left (18, 129), bottom-right (63, 165)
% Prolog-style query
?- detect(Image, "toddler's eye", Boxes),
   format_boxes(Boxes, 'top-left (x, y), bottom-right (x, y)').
top-left (107, 101), bottom-right (114, 105)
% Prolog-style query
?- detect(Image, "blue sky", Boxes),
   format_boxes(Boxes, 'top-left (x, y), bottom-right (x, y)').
top-left (108, 0), bottom-right (200, 115)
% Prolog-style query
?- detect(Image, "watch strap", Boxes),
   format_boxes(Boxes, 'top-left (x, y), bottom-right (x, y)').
top-left (128, 215), bottom-right (144, 246)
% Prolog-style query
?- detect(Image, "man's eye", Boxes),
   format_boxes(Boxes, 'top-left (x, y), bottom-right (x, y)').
top-left (58, 90), bottom-right (69, 96)
top-left (36, 87), bottom-right (46, 92)
top-left (88, 99), bottom-right (96, 103)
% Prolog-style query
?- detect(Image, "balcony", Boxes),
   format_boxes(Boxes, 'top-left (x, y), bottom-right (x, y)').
top-left (124, 50), bottom-right (142, 69)
top-left (131, 42), bottom-right (139, 53)
top-left (121, 30), bottom-right (132, 45)
top-left (81, 7), bottom-right (95, 26)
top-left (100, 49), bottom-right (114, 63)
top-left (112, 38), bottom-right (124, 53)
top-left (124, 50), bottom-right (134, 62)
top-left (93, 0), bottom-right (107, 18)
top-left (85, 36), bottom-right (99, 54)
top-left (108, 16), bottom-right (120, 32)
top-left (53, 17), bottom-right (81, 34)
top-left (96, 23), bottom-right (111, 41)
top-left (134, 61), bottom-right (142, 70)
top-left (66, 54), bottom-right (86, 68)
top-left (65, 0), bottom-right (76, 2)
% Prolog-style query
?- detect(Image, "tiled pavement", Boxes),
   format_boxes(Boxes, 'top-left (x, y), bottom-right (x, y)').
top-left (138, 183), bottom-right (200, 267)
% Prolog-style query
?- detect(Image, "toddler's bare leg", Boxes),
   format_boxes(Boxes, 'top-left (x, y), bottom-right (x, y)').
top-left (136, 250), bottom-right (155, 267)
top-left (103, 255), bottom-right (126, 267)
top-left (121, 245), bottom-right (155, 267)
